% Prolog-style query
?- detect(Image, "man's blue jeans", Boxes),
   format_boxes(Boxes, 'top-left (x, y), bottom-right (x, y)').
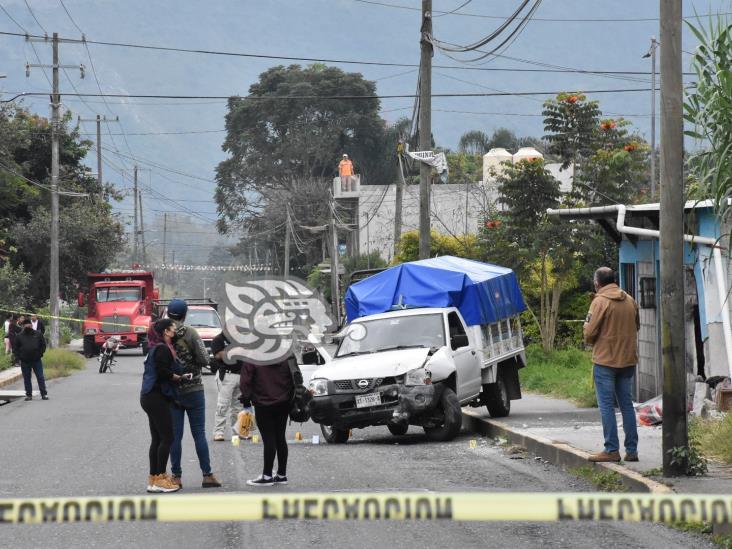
top-left (593, 364), bottom-right (638, 455)
top-left (170, 390), bottom-right (212, 476)
top-left (20, 360), bottom-right (47, 396)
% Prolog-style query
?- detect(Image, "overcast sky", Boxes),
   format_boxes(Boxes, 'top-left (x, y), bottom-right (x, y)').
top-left (0, 0), bottom-right (729, 229)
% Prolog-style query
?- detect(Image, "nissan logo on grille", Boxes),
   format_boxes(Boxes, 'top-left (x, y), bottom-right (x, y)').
top-left (357, 379), bottom-right (369, 388)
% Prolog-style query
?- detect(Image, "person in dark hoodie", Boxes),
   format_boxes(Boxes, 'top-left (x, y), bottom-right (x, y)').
top-left (13, 318), bottom-right (48, 401)
top-left (583, 267), bottom-right (640, 463)
top-left (240, 354), bottom-right (294, 486)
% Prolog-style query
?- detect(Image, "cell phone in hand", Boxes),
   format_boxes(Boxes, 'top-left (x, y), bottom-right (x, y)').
top-left (182, 373), bottom-right (193, 381)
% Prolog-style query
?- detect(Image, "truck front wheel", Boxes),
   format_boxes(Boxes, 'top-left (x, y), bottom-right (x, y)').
top-left (423, 387), bottom-right (462, 442)
top-left (483, 372), bottom-right (511, 418)
top-left (320, 424), bottom-right (350, 443)
top-left (83, 335), bottom-right (98, 358)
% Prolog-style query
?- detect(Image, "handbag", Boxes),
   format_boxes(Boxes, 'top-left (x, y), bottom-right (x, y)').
top-left (287, 356), bottom-right (312, 423)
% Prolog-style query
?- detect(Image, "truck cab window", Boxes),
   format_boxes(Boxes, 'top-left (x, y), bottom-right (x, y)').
top-left (447, 312), bottom-right (468, 350)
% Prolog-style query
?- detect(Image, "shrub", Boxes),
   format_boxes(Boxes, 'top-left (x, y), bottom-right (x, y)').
top-left (43, 349), bottom-right (85, 380)
top-left (520, 344), bottom-right (597, 407)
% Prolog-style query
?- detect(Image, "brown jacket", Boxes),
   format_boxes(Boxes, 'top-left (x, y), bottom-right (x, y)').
top-left (583, 283), bottom-right (640, 368)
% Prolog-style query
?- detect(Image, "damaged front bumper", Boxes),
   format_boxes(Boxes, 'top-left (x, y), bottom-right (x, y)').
top-left (310, 383), bottom-right (441, 430)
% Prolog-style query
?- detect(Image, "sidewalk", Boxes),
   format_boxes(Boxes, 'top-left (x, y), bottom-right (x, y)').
top-left (463, 393), bottom-right (732, 494)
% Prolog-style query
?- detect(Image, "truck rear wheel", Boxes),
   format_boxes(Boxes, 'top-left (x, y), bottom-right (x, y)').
top-left (83, 336), bottom-right (98, 358)
top-left (320, 424), bottom-right (350, 443)
top-left (423, 387), bottom-right (462, 442)
top-left (484, 372), bottom-right (511, 418)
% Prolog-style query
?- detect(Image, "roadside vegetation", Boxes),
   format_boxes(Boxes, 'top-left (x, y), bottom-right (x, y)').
top-left (691, 415), bottom-right (732, 467)
top-left (41, 349), bottom-right (85, 380)
top-left (570, 466), bottom-right (626, 492)
top-left (519, 344), bottom-right (596, 407)
top-left (0, 353), bottom-right (10, 372)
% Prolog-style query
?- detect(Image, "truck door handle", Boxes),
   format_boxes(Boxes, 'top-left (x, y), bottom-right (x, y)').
top-left (471, 351), bottom-right (476, 355)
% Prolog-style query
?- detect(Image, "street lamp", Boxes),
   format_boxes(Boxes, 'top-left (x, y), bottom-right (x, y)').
top-left (643, 36), bottom-right (659, 199)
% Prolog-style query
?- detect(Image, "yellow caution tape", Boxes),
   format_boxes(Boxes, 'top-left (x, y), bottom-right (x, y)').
top-left (1, 307), bottom-right (147, 331)
top-left (0, 492), bottom-right (730, 524)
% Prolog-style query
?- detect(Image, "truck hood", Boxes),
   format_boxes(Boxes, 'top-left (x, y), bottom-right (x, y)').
top-left (310, 347), bottom-right (431, 380)
top-left (192, 327), bottom-right (219, 341)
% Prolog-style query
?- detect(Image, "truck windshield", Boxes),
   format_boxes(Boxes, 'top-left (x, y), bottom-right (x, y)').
top-left (96, 287), bottom-right (141, 302)
top-left (336, 314), bottom-right (445, 357)
top-left (185, 308), bottom-right (221, 329)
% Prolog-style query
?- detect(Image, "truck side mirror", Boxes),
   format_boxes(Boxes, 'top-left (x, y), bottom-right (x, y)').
top-left (451, 333), bottom-right (469, 350)
top-left (77, 292), bottom-right (85, 307)
top-left (152, 289), bottom-right (159, 300)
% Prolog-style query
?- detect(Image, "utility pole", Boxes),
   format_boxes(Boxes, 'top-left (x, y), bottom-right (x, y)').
top-left (659, 0), bottom-right (687, 476)
top-left (133, 165), bottom-right (139, 263)
top-left (284, 209), bottom-right (291, 277)
top-left (418, 0), bottom-right (432, 259)
top-left (202, 277), bottom-right (211, 300)
top-left (365, 212), bottom-right (371, 269)
top-left (77, 114), bottom-right (118, 188)
top-left (25, 33), bottom-right (85, 347)
top-left (49, 33), bottom-right (60, 349)
top-left (138, 188), bottom-right (147, 265)
top-left (644, 37), bottom-right (659, 198)
top-left (329, 197), bottom-right (341, 326)
top-left (161, 213), bottom-right (167, 298)
top-left (394, 148), bottom-right (405, 253)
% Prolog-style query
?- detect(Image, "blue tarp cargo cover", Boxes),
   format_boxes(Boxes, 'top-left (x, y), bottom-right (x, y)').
top-left (344, 255), bottom-right (527, 326)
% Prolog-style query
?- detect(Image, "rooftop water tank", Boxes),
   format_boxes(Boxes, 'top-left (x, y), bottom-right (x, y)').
top-left (483, 148), bottom-right (513, 181)
top-left (512, 147), bottom-right (543, 163)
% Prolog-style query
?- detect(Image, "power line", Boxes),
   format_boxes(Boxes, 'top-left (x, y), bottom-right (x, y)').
top-left (351, 0), bottom-right (732, 22)
top-left (3, 87), bottom-right (653, 103)
top-left (0, 30), bottom-right (697, 76)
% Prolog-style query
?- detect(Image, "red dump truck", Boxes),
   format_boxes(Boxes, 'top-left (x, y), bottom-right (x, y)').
top-left (78, 271), bottom-right (159, 357)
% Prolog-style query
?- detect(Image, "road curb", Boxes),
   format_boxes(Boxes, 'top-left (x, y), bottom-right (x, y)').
top-left (0, 367), bottom-right (22, 389)
top-left (462, 409), bottom-right (673, 494)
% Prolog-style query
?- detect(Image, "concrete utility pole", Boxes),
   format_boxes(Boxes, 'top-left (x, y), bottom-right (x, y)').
top-left (644, 37), bottom-right (659, 198)
top-left (329, 197), bottom-right (341, 326)
top-left (49, 33), bottom-right (60, 348)
top-left (25, 33), bottom-right (85, 348)
top-left (394, 151), bottom-right (405, 251)
top-left (161, 213), bottom-right (167, 298)
top-left (133, 165), bottom-right (139, 263)
top-left (284, 209), bottom-right (291, 277)
top-left (365, 212), bottom-right (371, 269)
top-left (138, 189), bottom-right (147, 265)
top-left (77, 114), bottom-right (119, 188)
top-left (418, 0), bottom-right (432, 259)
top-left (202, 277), bottom-right (211, 300)
top-left (659, 0), bottom-right (687, 476)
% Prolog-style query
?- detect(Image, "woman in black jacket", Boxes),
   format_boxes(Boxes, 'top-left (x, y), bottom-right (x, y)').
top-left (140, 319), bottom-right (183, 493)
top-left (240, 355), bottom-right (294, 486)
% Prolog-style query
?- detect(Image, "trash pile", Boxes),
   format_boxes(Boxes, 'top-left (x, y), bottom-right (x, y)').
top-left (634, 376), bottom-right (731, 425)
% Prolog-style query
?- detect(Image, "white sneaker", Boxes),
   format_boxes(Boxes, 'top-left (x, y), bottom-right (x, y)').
top-left (246, 475), bottom-right (274, 486)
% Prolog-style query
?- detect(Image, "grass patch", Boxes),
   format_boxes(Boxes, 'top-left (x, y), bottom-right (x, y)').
top-left (0, 353), bottom-right (11, 371)
top-left (691, 414), bottom-right (732, 466)
top-left (641, 466), bottom-right (663, 477)
top-left (43, 349), bottom-right (85, 379)
top-left (520, 344), bottom-right (597, 407)
top-left (570, 465), bottom-right (627, 492)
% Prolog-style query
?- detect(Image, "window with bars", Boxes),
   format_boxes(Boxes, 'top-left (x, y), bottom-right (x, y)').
top-left (621, 263), bottom-right (636, 299)
top-left (639, 277), bottom-right (657, 309)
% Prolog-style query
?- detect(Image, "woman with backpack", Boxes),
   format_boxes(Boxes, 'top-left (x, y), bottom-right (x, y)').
top-left (239, 353), bottom-right (295, 486)
top-left (140, 319), bottom-right (184, 493)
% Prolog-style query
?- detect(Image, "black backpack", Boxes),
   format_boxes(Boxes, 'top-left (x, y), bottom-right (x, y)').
top-left (287, 356), bottom-right (312, 423)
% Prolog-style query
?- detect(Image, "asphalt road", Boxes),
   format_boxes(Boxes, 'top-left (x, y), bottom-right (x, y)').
top-left (0, 352), bottom-right (713, 549)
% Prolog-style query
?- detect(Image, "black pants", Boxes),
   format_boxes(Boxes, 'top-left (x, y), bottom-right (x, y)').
top-left (140, 391), bottom-right (173, 475)
top-left (254, 402), bottom-right (289, 476)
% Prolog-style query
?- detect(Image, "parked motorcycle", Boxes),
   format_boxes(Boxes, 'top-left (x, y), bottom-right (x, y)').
top-left (98, 336), bottom-right (120, 373)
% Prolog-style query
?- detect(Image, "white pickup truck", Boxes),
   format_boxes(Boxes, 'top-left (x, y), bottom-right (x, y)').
top-left (308, 306), bottom-right (526, 443)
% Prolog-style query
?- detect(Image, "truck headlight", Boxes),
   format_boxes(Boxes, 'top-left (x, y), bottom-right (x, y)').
top-left (309, 378), bottom-right (329, 396)
top-left (405, 367), bottom-right (432, 386)
top-left (85, 328), bottom-right (98, 335)
top-left (134, 325), bottom-right (146, 333)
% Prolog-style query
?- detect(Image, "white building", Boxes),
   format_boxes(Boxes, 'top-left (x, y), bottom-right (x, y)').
top-left (337, 148), bottom-right (573, 262)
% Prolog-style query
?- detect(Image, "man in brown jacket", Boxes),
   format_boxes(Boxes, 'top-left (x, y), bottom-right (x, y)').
top-left (583, 267), bottom-right (640, 463)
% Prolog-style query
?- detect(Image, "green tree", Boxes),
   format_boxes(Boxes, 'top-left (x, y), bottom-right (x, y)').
top-left (446, 152), bottom-right (482, 184)
top-left (458, 130), bottom-right (490, 155)
top-left (393, 230), bottom-right (480, 264)
top-left (685, 18), bottom-right (732, 223)
top-left (215, 64), bottom-right (388, 230)
top-left (543, 92), bottom-right (601, 173)
top-left (489, 159), bottom-right (577, 351)
top-left (0, 103), bottom-right (124, 306)
top-left (0, 261), bottom-right (31, 310)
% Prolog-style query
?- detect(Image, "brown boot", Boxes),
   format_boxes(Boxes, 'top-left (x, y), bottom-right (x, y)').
top-left (153, 474), bottom-right (181, 493)
top-left (202, 473), bottom-right (222, 488)
top-left (588, 451), bottom-right (621, 462)
top-left (170, 475), bottom-right (182, 488)
top-left (624, 453), bottom-right (639, 462)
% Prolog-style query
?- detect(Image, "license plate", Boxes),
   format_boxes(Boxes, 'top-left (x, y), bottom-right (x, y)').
top-left (355, 393), bottom-right (382, 408)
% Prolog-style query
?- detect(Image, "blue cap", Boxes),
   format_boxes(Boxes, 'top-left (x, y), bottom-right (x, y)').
top-left (167, 298), bottom-right (188, 320)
